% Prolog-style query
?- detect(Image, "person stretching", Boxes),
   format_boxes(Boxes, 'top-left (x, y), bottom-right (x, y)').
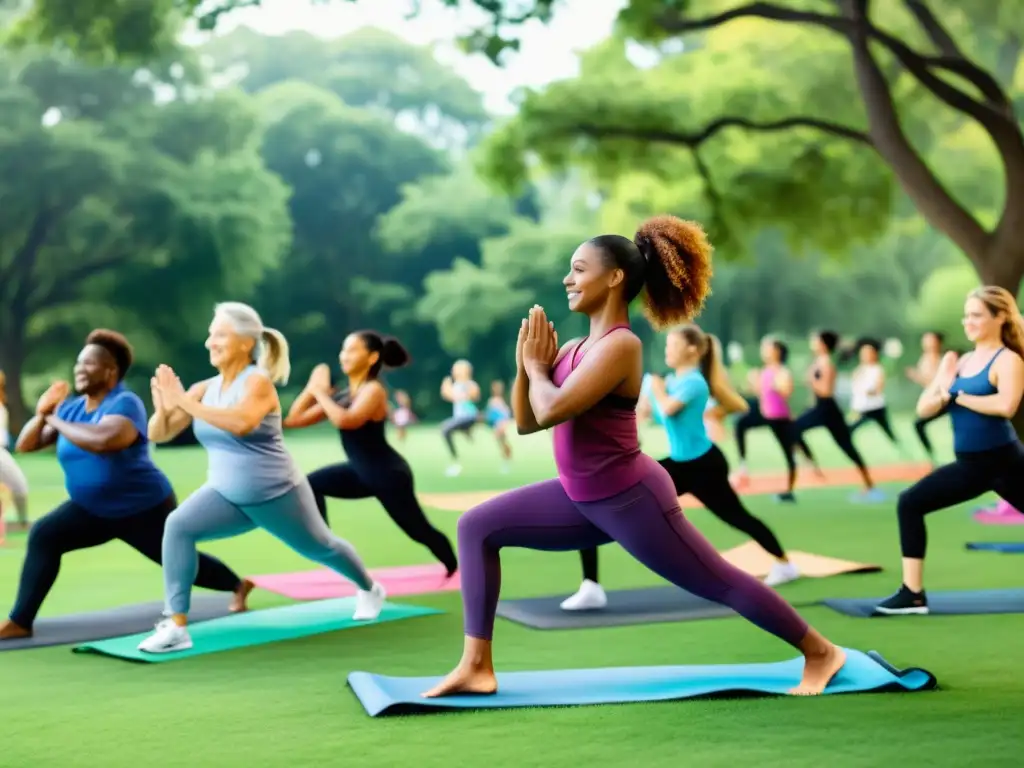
top-left (875, 287), bottom-right (1024, 615)
top-left (484, 380), bottom-right (513, 473)
top-left (391, 390), bottom-right (416, 444)
top-left (285, 330), bottom-right (457, 576)
top-left (138, 303), bottom-right (384, 654)
top-left (733, 340), bottom-right (820, 492)
top-left (848, 338), bottom-right (901, 450)
top-left (561, 324), bottom-right (803, 611)
top-left (0, 330), bottom-right (248, 642)
top-left (423, 215), bottom-right (846, 699)
top-left (439, 361), bottom-right (480, 477)
top-left (795, 330), bottom-right (881, 502)
top-left (906, 331), bottom-right (950, 464)
top-left (0, 370), bottom-right (30, 531)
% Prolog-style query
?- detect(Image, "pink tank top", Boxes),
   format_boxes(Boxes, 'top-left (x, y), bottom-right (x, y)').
top-left (759, 367), bottom-right (790, 419)
top-left (551, 325), bottom-right (645, 502)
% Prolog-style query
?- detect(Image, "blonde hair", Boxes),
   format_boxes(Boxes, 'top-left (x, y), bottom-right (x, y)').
top-left (969, 286), bottom-right (1024, 359)
top-left (213, 302), bottom-right (291, 385)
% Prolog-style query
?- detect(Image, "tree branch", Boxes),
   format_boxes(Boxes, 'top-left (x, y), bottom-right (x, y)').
top-left (27, 253), bottom-right (129, 314)
top-left (902, 0), bottom-right (1012, 113)
top-left (657, 2), bottom-right (1015, 128)
top-left (838, 0), bottom-right (989, 259)
top-left (564, 115), bottom-right (873, 147)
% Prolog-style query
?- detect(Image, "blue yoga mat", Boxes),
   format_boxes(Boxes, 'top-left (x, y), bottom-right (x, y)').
top-left (824, 588), bottom-right (1024, 617)
top-left (347, 649), bottom-right (936, 717)
top-left (966, 542), bottom-right (1024, 553)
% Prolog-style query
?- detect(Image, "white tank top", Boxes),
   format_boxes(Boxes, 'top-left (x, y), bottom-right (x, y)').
top-left (851, 364), bottom-right (885, 412)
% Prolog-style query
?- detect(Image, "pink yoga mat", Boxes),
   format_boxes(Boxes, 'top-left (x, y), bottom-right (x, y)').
top-left (974, 500), bottom-right (1024, 526)
top-left (249, 563), bottom-right (460, 601)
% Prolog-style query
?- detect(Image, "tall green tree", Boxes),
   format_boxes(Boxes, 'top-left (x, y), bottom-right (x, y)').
top-left (0, 49), bottom-right (291, 427)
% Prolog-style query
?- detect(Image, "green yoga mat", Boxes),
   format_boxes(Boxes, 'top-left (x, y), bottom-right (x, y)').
top-left (72, 598), bottom-right (442, 663)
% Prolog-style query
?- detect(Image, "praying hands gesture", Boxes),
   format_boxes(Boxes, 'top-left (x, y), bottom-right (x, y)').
top-left (152, 365), bottom-right (187, 410)
top-left (36, 381), bottom-right (70, 416)
top-left (522, 305), bottom-right (558, 376)
top-left (934, 351), bottom-right (960, 401)
top-left (305, 363), bottom-right (332, 396)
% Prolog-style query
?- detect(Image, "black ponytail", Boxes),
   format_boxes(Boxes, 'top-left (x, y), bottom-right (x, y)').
top-left (355, 330), bottom-right (411, 379)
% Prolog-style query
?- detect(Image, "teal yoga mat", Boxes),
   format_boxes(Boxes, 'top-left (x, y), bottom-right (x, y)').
top-left (347, 649), bottom-right (936, 717)
top-left (73, 598), bottom-right (442, 663)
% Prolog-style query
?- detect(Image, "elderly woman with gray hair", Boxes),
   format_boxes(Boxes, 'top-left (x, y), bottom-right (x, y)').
top-left (138, 302), bottom-right (385, 654)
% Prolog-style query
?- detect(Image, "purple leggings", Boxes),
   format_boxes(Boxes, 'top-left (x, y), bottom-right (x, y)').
top-left (457, 461), bottom-right (809, 646)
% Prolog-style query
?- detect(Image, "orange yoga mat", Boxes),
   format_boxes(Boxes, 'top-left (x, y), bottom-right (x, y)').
top-left (720, 540), bottom-right (881, 578)
top-left (418, 461), bottom-right (931, 513)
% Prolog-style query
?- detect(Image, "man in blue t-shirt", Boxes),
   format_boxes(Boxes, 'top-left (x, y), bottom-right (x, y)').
top-left (0, 329), bottom-right (251, 642)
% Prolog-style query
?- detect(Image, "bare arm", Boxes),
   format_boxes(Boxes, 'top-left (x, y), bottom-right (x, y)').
top-left (15, 415), bottom-right (58, 453)
top-left (916, 353), bottom-right (960, 419)
top-left (149, 381), bottom-right (208, 443)
top-left (176, 375), bottom-right (277, 437)
top-left (774, 369), bottom-right (795, 398)
top-left (309, 382), bottom-right (386, 430)
top-left (956, 353), bottom-right (1024, 418)
top-left (45, 415), bottom-right (138, 454)
top-left (526, 334), bottom-right (641, 429)
top-left (869, 368), bottom-right (885, 396)
top-left (440, 378), bottom-right (454, 402)
top-left (284, 389), bottom-right (328, 429)
top-left (709, 360), bottom-right (750, 415)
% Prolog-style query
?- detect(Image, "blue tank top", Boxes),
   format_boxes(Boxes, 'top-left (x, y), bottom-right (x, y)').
top-left (193, 365), bottom-right (304, 505)
top-left (950, 348), bottom-right (1018, 454)
top-left (656, 370), bottom-right (713, 462)
top-left (485, 399), bottom-right (511, 427)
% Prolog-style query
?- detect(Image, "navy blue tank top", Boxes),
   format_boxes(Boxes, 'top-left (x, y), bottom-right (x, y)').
top-left (332, 390), bottom-right (408, 474)
top-left (950, 348), bottom-right (1018, 453)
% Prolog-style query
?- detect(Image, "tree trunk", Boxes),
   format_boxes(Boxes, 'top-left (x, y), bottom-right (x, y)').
top-left (977, 242), bottom-right (1024, 295)
top-left (0, 334), bottom-right (29, 434)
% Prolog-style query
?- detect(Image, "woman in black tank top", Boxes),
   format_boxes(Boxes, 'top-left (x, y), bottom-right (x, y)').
top-left (285, 330), bottom-right (457, 576)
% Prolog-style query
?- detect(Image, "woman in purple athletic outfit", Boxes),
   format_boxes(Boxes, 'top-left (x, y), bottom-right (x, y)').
top-left (424, 215), bottom-right (846, 699)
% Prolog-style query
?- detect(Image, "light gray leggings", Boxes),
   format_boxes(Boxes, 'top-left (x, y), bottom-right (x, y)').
top-left (162, 481), bottom-right (373, 615)
top-left (0, 447), bottom-right (29, 523)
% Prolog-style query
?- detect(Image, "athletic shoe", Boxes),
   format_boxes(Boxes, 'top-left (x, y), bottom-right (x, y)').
top-left (764, 560), bottom-right (801, 587)
top-left (353, 581), bottom-right (386, 621)
top-left (850, 488), bottom-right (886, 503)
top-left (774, 492), bottom-right (796, 503)
top-left (137, 618), bottom-right (193, 653)
top-left (873, 585), bottom-right (929, 615)
top-left (559, 579), bottom-right (608, 611)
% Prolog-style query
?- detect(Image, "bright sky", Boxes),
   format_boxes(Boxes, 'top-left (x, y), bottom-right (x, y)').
top-left (195, 0), bottom-right (628, 113)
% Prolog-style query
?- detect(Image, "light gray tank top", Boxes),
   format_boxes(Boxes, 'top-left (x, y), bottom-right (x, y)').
top-left (193, 365), bottom-right (303, 505)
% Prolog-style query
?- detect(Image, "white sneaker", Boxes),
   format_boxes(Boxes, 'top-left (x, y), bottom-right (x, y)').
top-left (764, 561), bottom-right (801, 587)
top-left (137, 618), bottom-right (193, 654)
top-left (353, 581), bottom-right (386, 621)
top-left (559, 579), bottom-right (608, 611)
top-left (445, 464), bottom-right (462, 477)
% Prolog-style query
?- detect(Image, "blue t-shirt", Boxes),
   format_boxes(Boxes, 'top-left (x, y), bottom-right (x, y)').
top-left (56, 384), bottom-right (173, 517)
top-left (652, 370), bottom-right (713, 462)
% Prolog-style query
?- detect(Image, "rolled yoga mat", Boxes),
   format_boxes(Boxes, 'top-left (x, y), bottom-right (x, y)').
top-left (347, 649), bottom-right (937, 717)
top-left (823, 588), bottom-right (1024, 617)
top-left (965, 542), bottom-right (1024, 553)
top-left (496, 586), bottom-right (818, 630)
top-left (0, 595), bottom-right (233, 652)
top-left (72, 598), bottom-right (442, 663)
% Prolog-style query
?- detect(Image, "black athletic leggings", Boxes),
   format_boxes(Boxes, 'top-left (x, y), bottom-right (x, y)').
top-left (440, 415), bottom-right (477, 459)
top-left (308, 462), bottom-right (457, 574)
top-left (913, 410), bottom-right (946, 460)
top-left (850, 407), bottom-right (899, 446)
top-left (9, 495), bottom-right (241, 629)
top-left (578, 446), bottom-right (787, 581)
top-left (898, 441), bottom-right (1024, 558)
top-left (735, 396), bottom-right (815, 466)
top-left (795, 397), bottom-right (869, 472)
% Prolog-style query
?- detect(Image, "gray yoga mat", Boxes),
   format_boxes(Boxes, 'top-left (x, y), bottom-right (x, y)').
top-left (496, 586), bottom-right (817, 630)
top-left (0, 594), bottom-right (234, 651)
top-left (823, 588), bottom-right (1024, 618)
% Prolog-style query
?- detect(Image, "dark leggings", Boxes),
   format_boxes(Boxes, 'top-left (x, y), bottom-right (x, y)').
top-left (736, 396), bottom-right (815, 473)
top-left (897, 441), bottom-right (1024, 558)
top-left (440, 415), bottom-right (478, 459)
top-left (795, 397), bottom-right (872, 483)
top-left (308, 462), bottom-right (457, 574)
top-left (850, 407), bottom-right (899, 447)
top-left (9, 495), bottom-right (240, 629)
top-left (913, 411), bottom-right (946, 460)
top-left (457, 459), bottom-right (808, 644)
top-left (766, 417), bottom-right (802, 493)
top-left (577, 446), bottom-right (787, 578)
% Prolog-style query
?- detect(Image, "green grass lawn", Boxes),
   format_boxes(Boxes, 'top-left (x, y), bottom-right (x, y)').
top-left (3, 416), bottom-right (1023, 767)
